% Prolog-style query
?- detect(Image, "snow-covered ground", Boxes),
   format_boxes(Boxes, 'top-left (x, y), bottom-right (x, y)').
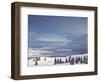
top-left (28, 54), bottom-right (88, 66)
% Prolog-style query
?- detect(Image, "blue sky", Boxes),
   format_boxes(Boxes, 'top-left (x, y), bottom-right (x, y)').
top-left (28, 15), bottom-right (88, 56)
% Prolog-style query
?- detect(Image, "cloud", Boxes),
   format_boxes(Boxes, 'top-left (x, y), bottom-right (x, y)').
top-left (28, 32), bottom-right (87, 56)
top-left (29, 31), bottom-right (87, 53)
top-left (29, 32), bottom-right (72, 48)
top-left (29, 48), bottom-right (53, 57)
top-left (29, 32), bottom-right (71, 42)
top-left (55, 49), bottom-right (72, 52)
top-left (29, 46), bottom-right (73, 57)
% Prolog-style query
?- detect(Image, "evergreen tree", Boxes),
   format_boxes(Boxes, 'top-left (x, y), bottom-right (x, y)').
top-left (75, 56), bottom-right (78, 64)
top-left (33, 58), bottom-right (35, 61)
top-left (68, 56), bottom-right (71, 62)
top-left (35, 60), bottom-right (38, 65)
top-left (54, 58), bottom-right (56, 64)
top-left (77, 57), bottom-right (80, 62)
top-left (83, 56), bottom-right (86, 63)
top-left (80, 57), bottom-right (83, 64)
top-left (58, 59), bottom-right (60, 64)
top-left (44, 57), bottom-right (46, 61)
top-left (85, 56), bottom-right (88, 64)
top-left (70, 58), bottom-right (74, 65)
top-left (60, 58), bottom-right (62, 64)
top-left (65, 58), bottom-right (68, 63)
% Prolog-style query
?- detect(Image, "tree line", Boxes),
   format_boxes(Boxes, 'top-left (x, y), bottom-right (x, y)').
top-left (54, 56), bottom-right (88, 65)
top-left (33, 55), bottom-right (88, 65)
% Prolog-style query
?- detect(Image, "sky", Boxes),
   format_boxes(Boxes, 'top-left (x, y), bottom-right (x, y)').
top-left (28, 15), bottom-right (88, 57)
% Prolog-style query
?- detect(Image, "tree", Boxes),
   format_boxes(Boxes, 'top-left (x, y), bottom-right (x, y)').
top-left (84, 56), bottom-right (88, 64)
top-left (60, 58), bottom-right (62, 64)
top-left (75, 56), bottom-right (78, 64)
top-left (65, 58), bottom-right (68, 63)
top-left (80, 57), bottom-right (83, 64)
top-left (35, 60), bottom-right (38, 65)
top-left (77, 57), bottom-right (80, 62)
top-left (54, 58), bottom-right (56, 64)
top-left (57, 59), bottom-right (60, 64)
top-left (70, 58), bottom-right (74, 65)
top-left (44, 57), bottom-right (46, 61)
top-left (83, 56), bottom-right (86, 63)
top-left (68, 56), bottom-right (71, 62)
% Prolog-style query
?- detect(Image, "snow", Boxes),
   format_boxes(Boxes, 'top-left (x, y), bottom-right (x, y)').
top-left (28, 54), bottom-right (88, 66)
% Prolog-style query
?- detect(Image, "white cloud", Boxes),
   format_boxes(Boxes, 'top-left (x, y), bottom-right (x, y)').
top-left (55, 49), bottom-right (72, 52)
top-left (36, 36), bottom-right (71, 42)
top-left (28, 48), bottom-right (53, 57)
top-left (29, 32), bottom-right (72, 43)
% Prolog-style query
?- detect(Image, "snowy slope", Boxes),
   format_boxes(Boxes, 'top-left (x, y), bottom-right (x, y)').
top-left (28, 54), bottom-right (88, 66)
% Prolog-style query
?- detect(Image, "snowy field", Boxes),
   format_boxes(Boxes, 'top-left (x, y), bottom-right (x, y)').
top-left (28, 54), bottom-right (88, 66)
